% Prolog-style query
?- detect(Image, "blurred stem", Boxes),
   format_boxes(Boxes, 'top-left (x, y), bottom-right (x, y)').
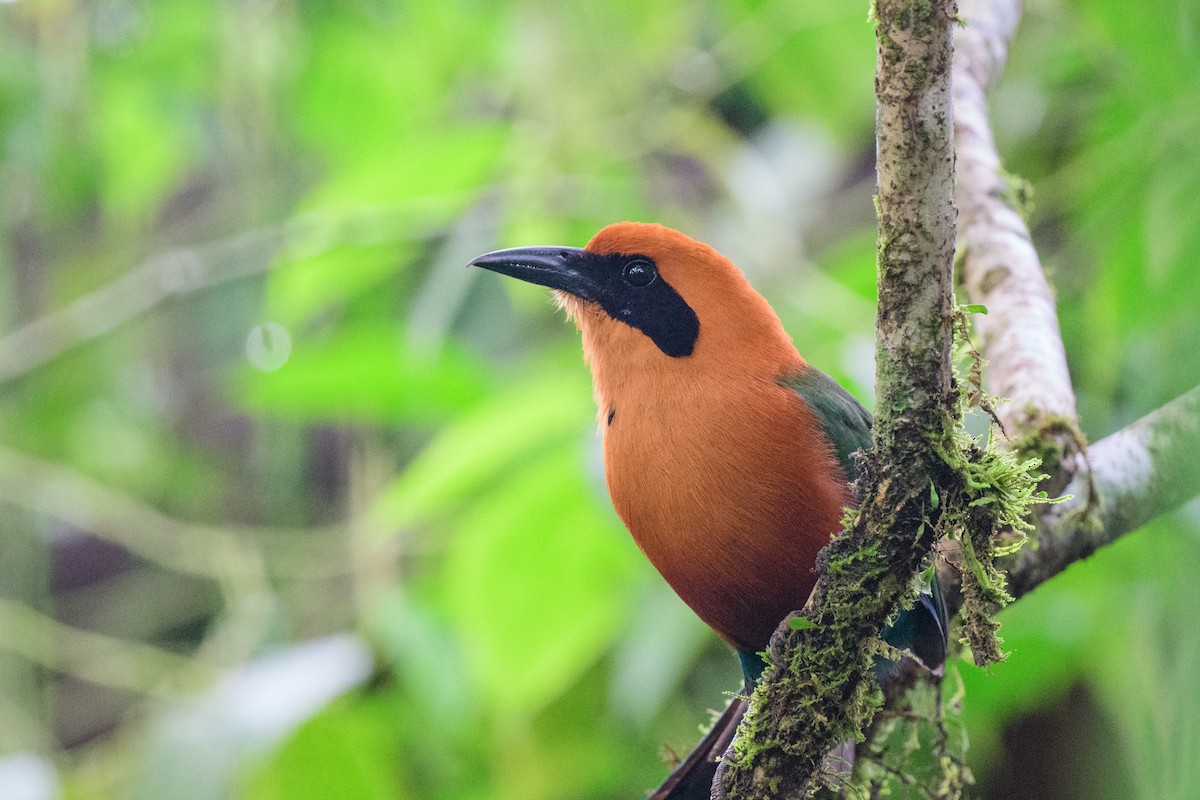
top-left (0, 445), bottom-right (353, 579)
top-left (192, 536), bottom-right (277, 669)
top-left (0, 221), bottom-right (290, 386)
top-left (0, 598), bottom-right (216, 697)
top-left (348, 438), bottom-right (402, 626)
top-left (0, 509), bottom-right (53, 753)
top-left (0, 205), bottom-right (453, 387)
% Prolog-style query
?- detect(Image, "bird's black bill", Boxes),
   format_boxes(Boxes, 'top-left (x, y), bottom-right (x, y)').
top-left (469, 243), bottom-right (700, 358)
top-left (469, 246), bottom-right (596, 300)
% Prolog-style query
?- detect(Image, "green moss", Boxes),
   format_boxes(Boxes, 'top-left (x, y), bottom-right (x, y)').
top-left (931, 307), bottom-right (1059, 666)
top-left (725, 292), bottom-right (1045, 798)
top-left (905, 57), bottom-right (930, 90)
top-left (854, 671), bottom-right (972, 799)
top-left (889, 0), bottom-right (939, 33)
top-left (1008, 413), bottom-right (1086, 480)
top-left (932, 428), bottom-right (1043, 665)
top-left (726, 506), bottom-right (902, 794)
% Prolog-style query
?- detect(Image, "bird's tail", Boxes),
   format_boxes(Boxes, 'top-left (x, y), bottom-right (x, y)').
top-left (651, 584), bottom-right (947, 799)
top-left (649, 691), bottom-right (749, 800)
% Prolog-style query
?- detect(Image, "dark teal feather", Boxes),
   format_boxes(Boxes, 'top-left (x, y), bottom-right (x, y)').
top-left (781, 367), bottom-right (873, 482)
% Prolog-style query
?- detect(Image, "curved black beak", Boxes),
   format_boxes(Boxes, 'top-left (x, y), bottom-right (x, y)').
top-left (469, 243), bottom-right (700, 358)
top-left (469, 246), bottom-right (596, 300)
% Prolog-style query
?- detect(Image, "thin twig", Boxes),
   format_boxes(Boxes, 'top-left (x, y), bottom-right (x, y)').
top-left (0, 222), bottom-right (290, 386)
top-left (0, 202), bottom-right (462, 386)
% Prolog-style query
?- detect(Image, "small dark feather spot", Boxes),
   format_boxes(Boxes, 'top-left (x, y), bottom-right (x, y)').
top-left (607, 408), bottom-right (616, 427)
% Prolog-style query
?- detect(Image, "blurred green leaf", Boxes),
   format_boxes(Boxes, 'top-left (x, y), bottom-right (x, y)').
top-left (732, 4), bottom-right (874, 138)
top-left (444, 445), bottom-right (638, 716)
top-left (237, 326), bottom-right (490, 424)
top-left (302, 125), bottom-right (509, 213)
top-left (289, 6), bottom-right (504, 164)
top-left (366, 588), bottom-right (478, 738)
top-left (92, 75), bottom-right (190, 225)
top-left (264, 240), bottom-right (417, 328)
top-left (1082, 519), bottom-right (1200, 800)
top-left (368, 372), bottom-right (593, 529)
top-left (243, 697), bottom-right (407, 800)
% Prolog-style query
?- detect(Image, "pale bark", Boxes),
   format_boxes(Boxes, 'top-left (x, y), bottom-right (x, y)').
top-left (952, 0), bottom-right (1200, 599)
top-left (954, 0), bottom-right (1079, 438)
top-left (1010, 385), bottom-right (1200, 596)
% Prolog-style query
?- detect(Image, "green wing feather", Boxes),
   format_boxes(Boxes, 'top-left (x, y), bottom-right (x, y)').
top-left (781, 366), bottom-right (873, 481)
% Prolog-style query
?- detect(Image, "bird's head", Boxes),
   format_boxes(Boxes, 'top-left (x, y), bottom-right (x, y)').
top-left (470, 222), bottom-right (800, 371)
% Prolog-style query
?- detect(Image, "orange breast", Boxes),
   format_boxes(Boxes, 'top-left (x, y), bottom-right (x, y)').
top-left (602, 373), bottom-right (851, 653)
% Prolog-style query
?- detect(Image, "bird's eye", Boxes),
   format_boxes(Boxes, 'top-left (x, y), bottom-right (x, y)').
top-left (622, 259), bottom-right (657, 288)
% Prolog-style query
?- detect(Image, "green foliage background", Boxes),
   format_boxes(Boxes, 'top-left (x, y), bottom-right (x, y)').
top-left (0, 0), bottom-right (1197, 798)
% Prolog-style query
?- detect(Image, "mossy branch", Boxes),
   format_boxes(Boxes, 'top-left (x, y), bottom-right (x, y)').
top-left (1006, 384), bottom-right (1200, 598)
top-left (716, 1), bottom-right (962, 796)
top-left (710, 0), bottom-right (1200, 796)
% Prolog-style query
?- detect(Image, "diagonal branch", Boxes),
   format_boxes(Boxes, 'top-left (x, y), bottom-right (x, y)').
top-left (1009, 385), bottom-right (1200, 597)
top-left (0, 446), bottom-right (353, 579)
top-left (0, 597), bottom-right (217, 697)
top-left (0, 223), bottom-right (292, 386)
top-left (0, 204), bottom-right (444, 387)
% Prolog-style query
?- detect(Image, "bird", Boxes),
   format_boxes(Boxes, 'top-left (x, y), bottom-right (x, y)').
top-left (470, 222), bottom-right (944, 798)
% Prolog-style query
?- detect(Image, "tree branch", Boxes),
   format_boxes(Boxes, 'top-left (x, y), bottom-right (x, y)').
top-left (954, 0), bottom-right (1080, 446)
top-left (1009, 385), bottom-right (1200, 597)
top-left (716, 1), bottom-right (960, 796)
top-left (948, 0), bottom-right (1200, 608)
top-left (686, 0), bottom-right (1196, 794)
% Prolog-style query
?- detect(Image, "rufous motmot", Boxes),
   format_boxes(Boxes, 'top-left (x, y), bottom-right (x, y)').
top-left (470, 222), bottom-right (945, 798)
